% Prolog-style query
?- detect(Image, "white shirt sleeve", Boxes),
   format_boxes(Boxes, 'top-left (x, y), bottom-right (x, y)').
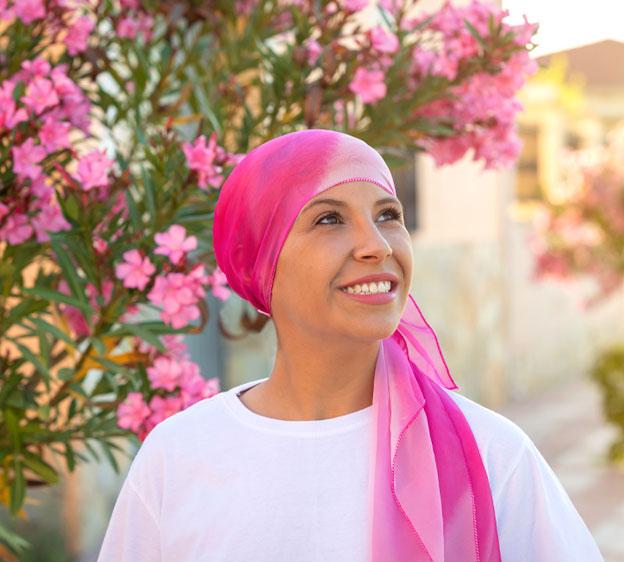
top-left (494, 435), bottom-right (604, 562)
top-left (96, 475), bottom-right (161, 562)
top-left (97, 424), bottom-right (167, 562)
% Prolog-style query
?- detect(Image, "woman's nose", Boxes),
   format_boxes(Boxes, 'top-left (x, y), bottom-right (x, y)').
top-left (351, 221), bottom-right (393, 261)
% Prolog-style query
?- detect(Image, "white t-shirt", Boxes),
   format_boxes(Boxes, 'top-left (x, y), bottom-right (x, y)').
top-left (97, 377), bottom-right (604, 562)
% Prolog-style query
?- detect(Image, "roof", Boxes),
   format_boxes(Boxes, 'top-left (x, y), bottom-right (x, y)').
top-left (537, 40), bottom-right (624, 89)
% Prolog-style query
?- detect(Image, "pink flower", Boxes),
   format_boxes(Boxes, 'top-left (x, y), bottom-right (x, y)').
top-left (117, 392), bottom-right (151, 433)
top-left (161, 334), bottom-right (189, 359)
top-left (65, 15), bottom-right (95, 56)
top-left (203, 377), bottom-right (220, 398)
top-left (30, 175), bottom-right (54, 201)
top-left (425, 136), bottom-right (471, 167)
top-left (72, 149), bottom-right (114, 190)
top-left (348, 67), bottom-right (386, 104)
top-left (511, 15), bottom-right (538, 47)
top-left (12, 138), bottom-right (46, 180)
top-left (22, 76), bottom-right (59, 115)
top-left (39, 116), bottom-right (72, 153)
top-left (304, 39), bottom-right (322, 65)
top-left (178, 362), bottom-right (204, 405)
top-left (0, 0), bottom-right (14, 21)
top-left (31, 203), bottom-right (72, 242)
top-left (179, 365), bottom-right (220, 408)
top-left (341, 0), bottom-right (367, 12)
top-left (57, 280), bottom-right (91, 337)
top-left (13, 0), bottom-right (44, 24)
top-left (93, 236), bottom-right (108, 254)
top-left (115, 249), bottom-right (156, 291)
top-left (136, 13), bottom-right (154, 42)
top-left (182, 133), bottom-right (223, 190)
top-left (370, 26), bottom-right (399, 54)
top-left (0, 81), bottom-right (28, 130)
top-left (117, 16), bottom-right (139, 39)
top-left (147, 356), bottom-right (184, 391)
top-left (19, 56), bottom-right (50, 79)
top-left (0, 203), bottom-right (8, 221)
top-left (208, 267), bottom-right (231, 301)
top-left (379, 0), bottom-right (401, 14)
top-left (148, 395), bottom-right (183, 427)
top-left (63, 306), bottom-right (90, 337)
top-left (47, 66), bottom-right (92, 133)
top-left (147, 272), bottom-right (202, 329)
top-left (0, 212), bottom-right (32, 245)
top-left (411, 48), bottom-right (436, 77)
top-left (85, 278), bottom-right (114, 309)
top-left (185, 264), bottom-right (210, 299)
top-left (154, 224), bottom-right (197, 265)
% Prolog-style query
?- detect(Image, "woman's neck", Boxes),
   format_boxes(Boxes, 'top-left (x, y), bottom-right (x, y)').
top-left (239, 339), bottom-right (380, 421)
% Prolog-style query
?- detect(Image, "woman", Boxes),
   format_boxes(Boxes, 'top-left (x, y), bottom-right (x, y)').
top-left (98, 129), bottom-right (604, 561)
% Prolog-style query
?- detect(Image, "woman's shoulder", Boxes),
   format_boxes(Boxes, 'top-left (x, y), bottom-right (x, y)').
top-left (442, 388), bottom-right (534, 478)
top-left (129, 388), bottom-right (233, 464)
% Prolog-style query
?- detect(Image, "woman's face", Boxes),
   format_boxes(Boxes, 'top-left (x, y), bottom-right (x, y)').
top-left (271, 181), bottom-right (413, 343)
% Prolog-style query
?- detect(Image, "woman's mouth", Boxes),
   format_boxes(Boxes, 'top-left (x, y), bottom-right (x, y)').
top-left (338, 280), bottom-right (398, 304)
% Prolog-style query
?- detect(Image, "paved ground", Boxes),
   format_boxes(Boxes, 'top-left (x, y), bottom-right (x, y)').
top-left (500, 375), bottom-right (624, 562)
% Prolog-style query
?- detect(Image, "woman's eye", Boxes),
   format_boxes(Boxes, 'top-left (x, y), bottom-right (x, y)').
top-left (315, 207), bottom-right (403, 225)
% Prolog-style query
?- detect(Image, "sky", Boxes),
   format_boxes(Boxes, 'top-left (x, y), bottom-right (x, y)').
top-left (502, 1), bottom-right (624, 56)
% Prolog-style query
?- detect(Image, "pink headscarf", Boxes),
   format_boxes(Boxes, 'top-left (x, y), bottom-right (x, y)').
top-left (213, 129), bottom-right (501, 561)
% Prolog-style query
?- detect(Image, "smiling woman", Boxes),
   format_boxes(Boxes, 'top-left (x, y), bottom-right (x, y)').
top-left (265, 180), bottom-right (414, 411)
top-left (97, 130), bottom-right (604, 562)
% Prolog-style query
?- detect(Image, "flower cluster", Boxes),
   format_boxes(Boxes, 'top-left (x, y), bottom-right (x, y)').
top-left (343, 0), bottom-right (537, 169)
top-left (112, 224), bottom-right (231, 330)
top-left (409, 2), bottom-right (538, 168)
top-left (530, 135), bottom-right (624, 308)
top-left (146, 265), bottom-right (211, 329)
top-left (182, 132), bottom-right (245, 191)
top-left (57, 278), bottom-right (115, 337)
top-left (0, 54), bottom-right (94, 245)
top-left (116, 334), bottom-right (220, 441)
top-left (114, 0), bottom-right (154, 41)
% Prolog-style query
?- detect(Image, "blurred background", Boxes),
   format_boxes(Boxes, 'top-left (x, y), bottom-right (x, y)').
top-left (3, 0), bottom-right (624, 561)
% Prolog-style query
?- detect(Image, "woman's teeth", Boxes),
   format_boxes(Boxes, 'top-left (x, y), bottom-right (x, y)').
top-left (341, 281), bottom-right (392, 295)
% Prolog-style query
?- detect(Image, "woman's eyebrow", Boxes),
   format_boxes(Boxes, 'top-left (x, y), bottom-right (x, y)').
top-left (302, 196), bottom-right (403, 213)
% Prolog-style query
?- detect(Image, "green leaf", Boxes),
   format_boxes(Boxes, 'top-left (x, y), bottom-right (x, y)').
top-left (5, 337), bottom-right (51, 391)
top-left (59, 191), bottom-right (80, 222)
top-left (28, 316), bottom-right (79, 352)
top-left (38, 330), bottom-right (50, 370)
top-left (9, 459), bottom-right (25, 515)
top-left (22, 451), bottom-right (59, 484)
top-left (48, 233), bottom-right (91, 324)
top-left (125, 188), bottom-right (142, 231)
top-left (100, 440), bottom-right (120, 473)
top-left (0, 373), bottom-right (21, 408)
top-left (464, 18), bottom-right (488, 51)
top-left (84, 439), bottom-right (101, 462)
top-left (64, 231), bottom-right (100, 287)
top-left (92, 355), bottom-right (133, 376)
top-left (108, 320), bottom-right (186, 336)
top-left (141, 165), bottom-right (157, 226)
top-left (68, 398), bottom-right (78, 420)
top-left (135, 120), bottom-right (148, 146)
top-left (4, 409), bottom-right (21, 452)
top-left (1, 299), bottom-right (48, 331)
top-left (65, 442), bottom-right (76, 472)
top-left (21, 286), bottom-right (94, 317)
top-left (58, 368), bottom-right (74, 381)
top-left (0, 521), bottom-right (31, 557)
top-left (117, 322), bottom-right (166, 352)
top-left (91, 336), bottom-right (106, 357)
